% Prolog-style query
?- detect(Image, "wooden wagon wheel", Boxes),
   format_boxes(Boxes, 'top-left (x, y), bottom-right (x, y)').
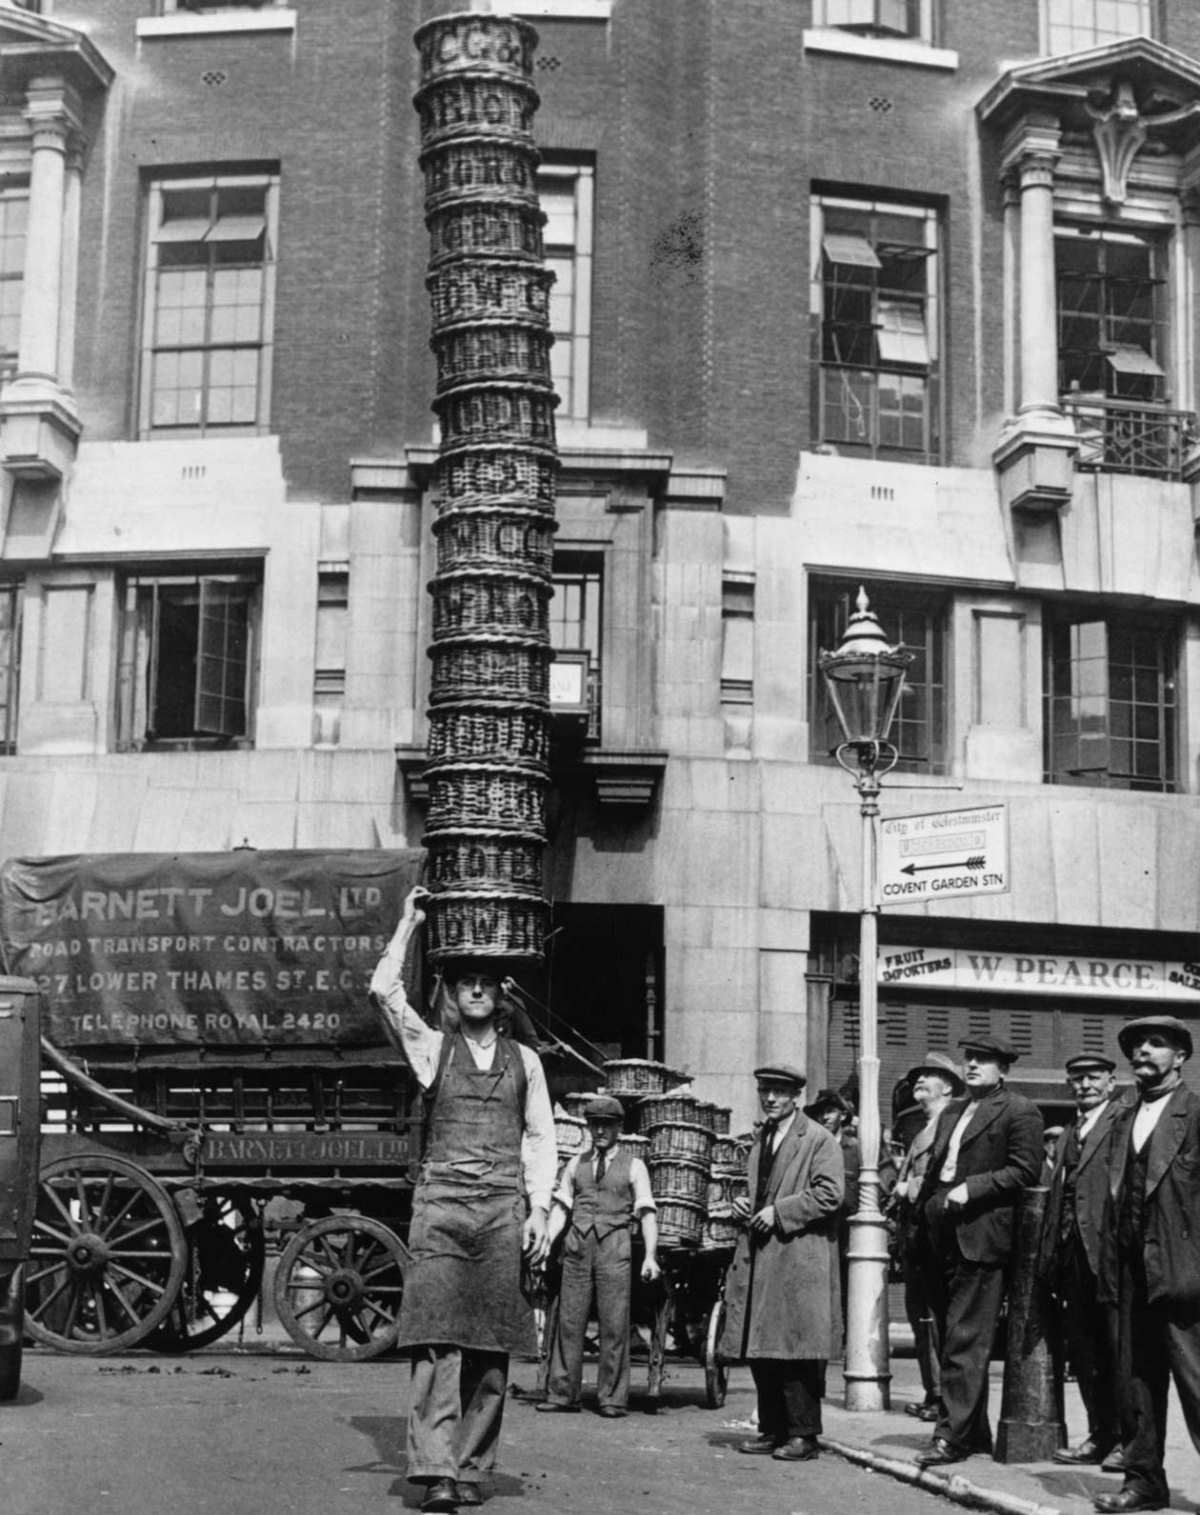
top-left (272, 1214), bottom-right (409, 1362)
top-left (25, 1155), bottom-right (188, 1354)
top-left (703, 1295), bottom-right (728, 1409)
top-left (149, 1192), bottom-right (265, 1353)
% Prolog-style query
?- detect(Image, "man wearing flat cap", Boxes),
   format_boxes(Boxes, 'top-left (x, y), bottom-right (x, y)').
top-left (913, 1034), bottom-right (1043, 1468)
top-left (1038, 1052), bottom-right (1125, 1470)
top-left (1094, 1015), bottom-right (1200, 1514)
top-left (539, 1094), bottom-right (660, 1417)
top-left (890, 1051), bottom-right (965, 1421)
top-left (720, 1064), bottom-right (844, 1463)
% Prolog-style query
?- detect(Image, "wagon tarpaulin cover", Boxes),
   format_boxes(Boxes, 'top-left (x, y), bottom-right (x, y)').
top-left (0, 849), bottom-right (425, 1047)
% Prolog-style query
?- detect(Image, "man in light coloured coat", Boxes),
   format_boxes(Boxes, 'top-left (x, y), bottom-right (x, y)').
top-left (719, 1063), bottom-right (844, 1463)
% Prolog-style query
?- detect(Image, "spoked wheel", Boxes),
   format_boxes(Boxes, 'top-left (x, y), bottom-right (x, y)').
top-left (704, 1296), bottom-right (728, 1408)
top-left (272, 1214), bottom-right (409, 1362)
top-left (25, 1156), bottom-right (187, 1354)
top-left (149, 1192), bottom-right (265, 1353)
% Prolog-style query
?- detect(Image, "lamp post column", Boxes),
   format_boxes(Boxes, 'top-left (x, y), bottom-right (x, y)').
top-left (843, 758), bottom-right (891, 1411)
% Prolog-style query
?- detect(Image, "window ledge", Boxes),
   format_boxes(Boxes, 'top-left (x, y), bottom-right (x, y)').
top-left (137, 10), bottom-right (297, 41)
top-left (802, 28), bottom-right (958, 71)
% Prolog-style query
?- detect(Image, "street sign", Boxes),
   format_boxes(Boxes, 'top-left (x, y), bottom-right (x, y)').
top-left (877, 803), bottom-right (1009, 902)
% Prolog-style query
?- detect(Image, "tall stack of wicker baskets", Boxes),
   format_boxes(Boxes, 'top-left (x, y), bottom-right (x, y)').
top-left (414, 13), bottom-right (558, 969)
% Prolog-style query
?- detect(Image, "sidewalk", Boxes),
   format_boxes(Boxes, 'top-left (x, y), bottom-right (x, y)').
top-left (819, 1354), bottom-right (1200, 1515)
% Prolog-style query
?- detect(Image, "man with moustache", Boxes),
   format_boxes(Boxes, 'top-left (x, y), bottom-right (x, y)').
top-left (1038, 1053), bottom-right (1125, 1470)
top-left (913, 1035), bottom-right (1043, 1469)
top-left (889, 1051), bottom-right (965, 1423)
top-left (1094, 1016), bottom-right (1200, 1515)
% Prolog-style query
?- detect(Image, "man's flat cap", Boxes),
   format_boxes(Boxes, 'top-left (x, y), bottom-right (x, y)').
top-left (1044, 1126), bottom-right (1065, 1140)
top-left (753, 1063), bottom-right (807, 1090)
top-left (907, 1051), bottom-right (965, 1092)
top-left (805, 1087), bottom-right (855, 1117)
top-left (1117, 1015), bottom-right (1193, 1060)
top-left (584, 1094), bottom-right (625, 1123)
top-left (1064, 1053), bottom-right (1116, 1075)
top-left (958, 1035), bottom-right (1018, 1065)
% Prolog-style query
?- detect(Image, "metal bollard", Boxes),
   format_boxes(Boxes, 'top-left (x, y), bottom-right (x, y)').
top-left (995, 1186), bottom-right (1065, 1463)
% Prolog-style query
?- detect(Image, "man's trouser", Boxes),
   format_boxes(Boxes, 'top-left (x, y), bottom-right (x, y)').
top-left (1115, 1254), bottom-right (1200, 1502)
top-left (546, 1226), bottom-right (632, 1409)
top-left (1053, 1233), bottom-right (1118, 1451)
top-left (750, 1358), bottom-right (825, 1442)
top-left (925, 1199), bottom-right (1007, 1456)
top-left (902, 1224), bottom-right (940, 1404)
top-left (407, 1345), bottom-right (508, 1485)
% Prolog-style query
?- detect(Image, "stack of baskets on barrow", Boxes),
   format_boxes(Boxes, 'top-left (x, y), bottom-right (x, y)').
top-left (599, 1058), bottom-right (742, 1250)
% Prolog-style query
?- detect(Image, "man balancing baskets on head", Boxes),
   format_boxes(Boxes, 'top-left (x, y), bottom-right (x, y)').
top-left (370, 885), bottom-right (557, 1514)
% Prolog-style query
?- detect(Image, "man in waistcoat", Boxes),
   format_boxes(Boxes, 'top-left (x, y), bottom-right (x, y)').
top-left (913, 1035), bottom-right (1043, 1468)
top-left (889, 1051), bottom-right (964, 1422)
top-left (1094, 1015), bottom-right (1200, 1515)
top-left (371, 887), bottom-right (557, 1515)
top-left (720, 1064), bottom-right (844, 1463)
top-left (538, 1094), bottom-right (660, 1416)
top-left (1037, 1052), bottom-right (1125, 1469)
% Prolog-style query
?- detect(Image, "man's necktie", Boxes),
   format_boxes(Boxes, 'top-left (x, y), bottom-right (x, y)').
top-left (594, 1150), bottom-right (607, 1184)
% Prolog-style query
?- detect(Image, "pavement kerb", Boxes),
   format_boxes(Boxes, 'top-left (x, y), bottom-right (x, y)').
top-left (821, 1437), bottom-right (1064, 1515)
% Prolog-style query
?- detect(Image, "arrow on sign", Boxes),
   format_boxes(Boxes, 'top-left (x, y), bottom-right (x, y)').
top-left (900, 854), bottom-right (986, 876)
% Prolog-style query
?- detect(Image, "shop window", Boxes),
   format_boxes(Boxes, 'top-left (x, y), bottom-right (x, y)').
top-left (815, 0), bottom-right (934, 41)
top-left (809, 577), bottom-right (948, 774)
top-left (538, 161), bottom-right (593, 422)
top-left (139, 172), bottom-right (278, 437)
top-left (1043, 0), bottom-right (1157, 54)
top-left (0, 581), bottom-right (21, 755)
top-left (813, 194), bottom-right (940, 463)
top-left (115, 570), bottom-right (260, 749)
top-left (0, 187), bottom-right (27, 383)
top-left (550, 555), bottom-right (601, 741)
top-left (313, 568), bottom-right (348, 747)
top-left (1043, 608), bottom-right (1177, 792)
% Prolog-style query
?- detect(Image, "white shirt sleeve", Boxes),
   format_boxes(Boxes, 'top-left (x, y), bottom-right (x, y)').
top-left (629, 1156), bottom-right (657, 1215)
top-left (519, 1043), bottom-right (557, 1212)
top-left (369, 945), bottom-right (443, 1089)
top-left (553, 1153), bottom-right (581, 1213)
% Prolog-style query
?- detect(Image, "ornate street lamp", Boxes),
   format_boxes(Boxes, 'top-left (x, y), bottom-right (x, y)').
top-left (818, 586), bottom-right (912, 1413)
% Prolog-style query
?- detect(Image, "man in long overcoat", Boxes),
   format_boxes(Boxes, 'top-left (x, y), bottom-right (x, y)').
top-left (914, 1035), bottom-right (1043, 1468)
top-left (1037, 1052), bottom-right (1125, 1469)
top-left (1095, 1015), bottom-right (1200, 1515)
top-left (719, 1063), bottom-right (844, 1463)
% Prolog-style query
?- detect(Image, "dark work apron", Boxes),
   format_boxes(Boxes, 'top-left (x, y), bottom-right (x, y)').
top-left (396, 1033), bottom-right (536, 1356)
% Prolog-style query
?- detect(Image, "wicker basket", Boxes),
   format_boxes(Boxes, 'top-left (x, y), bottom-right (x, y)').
top-left (656, 1196), bottom-right (704, 1249)
top-left (422, 138), bottom-right (540, 213)
top-left (434, 506), bottom-right (557, 577)
top-left (436, 444), bottom-right (558, 505)
top-left (426, 832), bottom-right (545, 892)
top-left (712, 1134), bottom-right (751, 1170)
top-left (435, 383), bottom-right (557, 448)
top-left (648, 1122), bottom-right (715, 1163)
top-left (426, 201), bottom-right (545, 266)
top-left (427, 260), bottom-right (553, 327)
top-left (561, 1091), bottom-right (599, 1120)
top-left (701, 1210), bottom-right (741, 1250)
top-left (428, 641), bottom-right (552, 706)
top-left (602, 1059), bottom-right (673, 1096)
top-left (425, 889), bottom-right (546, 963)
top-left (638, 1091), bottom-right (699, 1130)
top-left (429, 571), bottom-right (551, 638)
top-left (424, 764), bottom-right (548, 834)
top-left (415, 73), bottom-right (538, 149)
top-left (691, 1101), bottom-right (723, 1134)
top-left (647, 1155), bottom-right (709, 1205)
top-left (433, 323), bottom-right (554, 392)
top-left (706, 1166), bottom-right (749, 1210)
top-left (427, 703), bottom-right (549, 766)
top-left (555, 1113), bottom-right (588, 1154)
top-left (617, 1132), bottom-right (650, 1158)
top-left (414, 13), bottom-right (538, 85)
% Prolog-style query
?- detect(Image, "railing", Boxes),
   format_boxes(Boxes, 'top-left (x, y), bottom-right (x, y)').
top-left (1061, 395), bottom-right (1196, 481)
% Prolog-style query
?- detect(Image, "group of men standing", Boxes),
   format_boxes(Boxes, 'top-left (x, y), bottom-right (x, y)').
top-left (371, 887), bottom-right (1198, 1513)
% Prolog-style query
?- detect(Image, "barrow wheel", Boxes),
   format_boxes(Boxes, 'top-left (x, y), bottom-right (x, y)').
top-left (704, 1296), bottom-right (728, 1408)
top-left (25, 1155), bottom-right (188, 1354)
top-left (149, 1192), bottom-right (265, 1353)
top-left (273, 1214), bottom-right (409, 1362)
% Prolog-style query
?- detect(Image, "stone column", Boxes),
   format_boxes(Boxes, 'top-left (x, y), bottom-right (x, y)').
top-left (1010, 130), bottom-right (1062, 421)
top-left (15, 78), bottom-right (79, 388)
top-left (56, 141), bottom-right (84, 391)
